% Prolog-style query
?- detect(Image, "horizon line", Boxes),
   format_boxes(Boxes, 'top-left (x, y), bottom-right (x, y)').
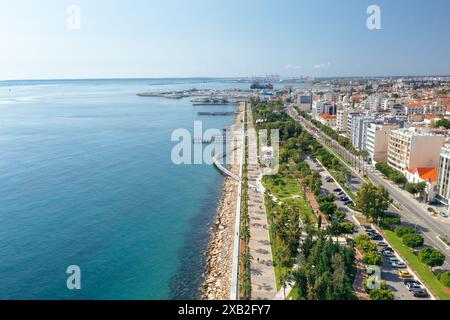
top-left (1, 74), bottom-right (450, 82)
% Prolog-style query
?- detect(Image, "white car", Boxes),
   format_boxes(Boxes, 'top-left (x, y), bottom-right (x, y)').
top-left (382, 250), bottom-right (395, 257)
top-left (388, 257), bottom-right (401, 262)
top-left (391, 261), bottom-right (407, 268)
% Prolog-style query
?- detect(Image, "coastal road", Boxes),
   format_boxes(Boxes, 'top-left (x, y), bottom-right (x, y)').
top-left (286, 105), bottom-right (450, 271)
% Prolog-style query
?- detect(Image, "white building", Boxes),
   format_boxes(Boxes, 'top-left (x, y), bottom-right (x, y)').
top-left (351, 116), bottom-right (373, 151)
top-left (387, 127), bottom-right (446, 173)
top-left (404, 103), bottom-right (425, 115)
top-left (336, 108), bottom-right (348, 133)
top-left (346, 112), bottom-right (360, 138)
top-left (318, 114), bottom-right (337, 128)
top-left (365, 123), bottom-right (400, 164)
top-left (437, 146), bottom-right (450, 205)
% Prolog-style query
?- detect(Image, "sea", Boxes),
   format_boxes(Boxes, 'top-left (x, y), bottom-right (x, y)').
top-left (0, 78), bottom-right (304, 299)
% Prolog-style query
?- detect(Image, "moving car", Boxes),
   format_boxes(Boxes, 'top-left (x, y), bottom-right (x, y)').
top-left (398, 270), bottom-right (413, 278)
top-left (438, 211), bottom-right (448, 218)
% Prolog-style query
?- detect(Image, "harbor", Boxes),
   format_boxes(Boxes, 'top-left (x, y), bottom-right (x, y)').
top-left (137, 88), bottom-right (252, 106)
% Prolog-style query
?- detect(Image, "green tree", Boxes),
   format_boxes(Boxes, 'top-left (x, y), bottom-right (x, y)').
top-left (395, 226), bottom-right (415, 238)
top-left (368, 282), bottom-right (394, 300)
top-left (419, 248), bottom-right (446, 271)
top-left (363, 251), bottom-right (383, 266)
top-left (319, 201), bottom-right (337, 217)
top-left (438, 271), bottom-right (450, 288)
top-left (402, 233), bottom-right (424, 248)
top-left (356, 183), bottom-right (390, 225)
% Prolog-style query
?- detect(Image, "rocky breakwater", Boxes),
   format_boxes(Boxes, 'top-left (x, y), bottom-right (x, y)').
top-left (202, 105), bottom-right (243, 300)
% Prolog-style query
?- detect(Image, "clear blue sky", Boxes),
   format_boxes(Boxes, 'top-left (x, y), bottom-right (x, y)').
top-left (1, 0), bottom-right (449, 79)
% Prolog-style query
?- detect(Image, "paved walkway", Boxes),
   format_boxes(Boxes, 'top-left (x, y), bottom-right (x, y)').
top-left (246, 107), bottom-right (277, 300)
top-left (353, 249), bottom-right (370, 300)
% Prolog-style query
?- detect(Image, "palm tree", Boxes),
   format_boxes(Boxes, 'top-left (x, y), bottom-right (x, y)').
top-left (240, 225), bottom-right (250, 243)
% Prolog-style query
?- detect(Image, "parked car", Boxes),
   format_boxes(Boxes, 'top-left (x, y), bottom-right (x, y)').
top-left (409, 287), bottom-right (429, 298)
top-left (398, 270), bottom-right (413, 278)
top-left (370, 234), bottom-right (383, 241)
top-left (388, 257), bottom-right (400, 262)
top-left (363, 225), bottom-right (373, 231)
top-left (406, 282), bottom-right (423, 290)
top-left (382, 250), bottom-right (395, 257)
top-left (344, 200), bottom-right (354, 206)
top-left (404, 279), bottom-right (421, 287)
top-left (391, 261), bottom-right (407, 268)
top-left (377, 241), bottom-right (389, 247)
top-left (333, 188), bottom-right (342, 193)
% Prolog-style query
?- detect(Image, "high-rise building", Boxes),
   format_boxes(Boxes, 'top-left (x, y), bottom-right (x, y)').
top-left (336, 108), bottom-right (348, 133)
top-left (437, 146), bottom-right (450, 205)
top-left (387, 127), bottom-right (446, 173)
top-left (365, 123), bottom-right (400, 164)
top-left (297, 94), bottom-right (312, 112)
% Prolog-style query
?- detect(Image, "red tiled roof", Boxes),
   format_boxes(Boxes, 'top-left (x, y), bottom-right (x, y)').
top-left (320, 114), bottom-right (337, 120)
top-left (406, 103), bottom-right (425, 108)
top-left (406, 167), bottom-right (438, 183)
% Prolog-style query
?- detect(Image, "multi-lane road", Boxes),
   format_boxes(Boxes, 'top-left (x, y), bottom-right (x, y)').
top-left (286, 105), bottom-right (450, 270)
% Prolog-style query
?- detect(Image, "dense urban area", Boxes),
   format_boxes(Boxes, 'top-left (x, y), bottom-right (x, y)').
top-left (235, 77), bottom-right (450, 300)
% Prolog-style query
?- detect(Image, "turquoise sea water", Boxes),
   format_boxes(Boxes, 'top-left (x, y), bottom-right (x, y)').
top-left (0, 79), bottom-right (241, 299)
top-left (0, 78), bottom-right (305, 300)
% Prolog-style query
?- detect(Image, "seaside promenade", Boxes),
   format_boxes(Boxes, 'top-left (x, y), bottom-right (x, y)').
top-left (246, 106), bottom-right (277, 300)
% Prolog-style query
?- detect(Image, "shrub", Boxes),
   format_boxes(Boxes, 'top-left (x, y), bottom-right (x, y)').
top-left (438, 272), bottom-right (450, 288)
top-left (395, 226), bottom-right (414, 238)
top-left (402, 233), bottom-right (424, 248)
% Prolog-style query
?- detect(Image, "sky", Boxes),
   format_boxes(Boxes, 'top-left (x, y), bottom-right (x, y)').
top-left (1, 0), bottom-right (449, 80)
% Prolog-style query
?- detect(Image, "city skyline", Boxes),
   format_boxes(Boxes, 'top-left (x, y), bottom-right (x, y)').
top-left (1, 0), bottom-right (450, 80)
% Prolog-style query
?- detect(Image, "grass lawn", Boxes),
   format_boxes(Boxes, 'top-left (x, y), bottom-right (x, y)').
top-left (383, 230), bottom-right (450, 300)
top-left (263, 166), bottom-right (317, 290)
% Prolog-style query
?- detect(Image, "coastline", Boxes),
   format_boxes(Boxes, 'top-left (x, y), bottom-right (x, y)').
top-left (202, 104), bottom-right (244, 300)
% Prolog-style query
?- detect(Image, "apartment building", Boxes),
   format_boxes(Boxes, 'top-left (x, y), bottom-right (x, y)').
top-left (365, 123), bottom-right (400, 164)
top-left (437, 146), bottom-right (450, 205)
top-left (351, 116), bottom-right (373, 151)
top-left (387, 127), bottom-right (446, 173)
top-left (404, 103), bottom-right (425, 115)
top-left (336, 108), bottom-right (348, 133)
top-left (297, 94), bottom-right (312, 112)
top-left (346, 112), bottom-right (360, 138)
